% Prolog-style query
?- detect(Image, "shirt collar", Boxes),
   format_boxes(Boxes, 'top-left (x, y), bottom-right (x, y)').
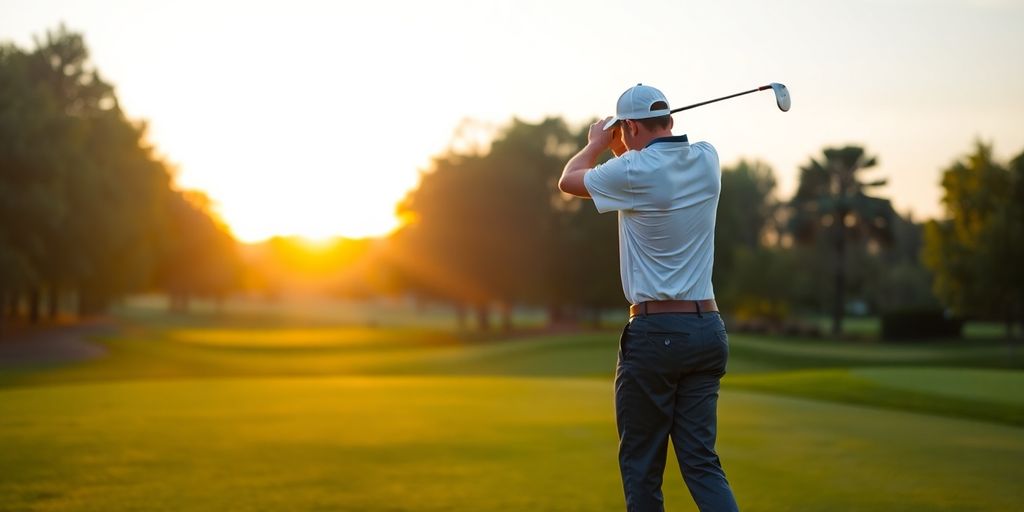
top-left (645, 134), bottom-right (689, 149)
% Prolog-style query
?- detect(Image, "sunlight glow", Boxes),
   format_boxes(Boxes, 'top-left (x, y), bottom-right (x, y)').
top-left (3, 0), bottom-right (1022, 237)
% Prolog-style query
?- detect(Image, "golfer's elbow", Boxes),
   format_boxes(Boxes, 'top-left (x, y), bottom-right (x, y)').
top-left (557, 175), bottom-right (571, 194)
top-left (558, 170), bottom-right (591, 198)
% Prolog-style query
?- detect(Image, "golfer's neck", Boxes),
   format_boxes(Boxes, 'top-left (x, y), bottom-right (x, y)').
top-left (636, 128), bottom-right (674, 149)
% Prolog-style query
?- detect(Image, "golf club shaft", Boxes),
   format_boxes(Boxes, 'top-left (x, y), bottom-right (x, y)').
top-left (670, 85), bottom-right (772, 113)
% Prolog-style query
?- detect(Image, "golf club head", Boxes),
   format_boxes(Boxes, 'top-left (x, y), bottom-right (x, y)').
top-left (770, 83), bottom-right (791, 112)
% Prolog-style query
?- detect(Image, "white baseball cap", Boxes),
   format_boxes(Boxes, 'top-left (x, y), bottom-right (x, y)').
top-left (603, 83), bottom-right (672, 130)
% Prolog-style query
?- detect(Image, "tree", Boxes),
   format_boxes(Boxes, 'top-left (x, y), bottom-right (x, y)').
top-left (23, 26), bottom-right (172, 315)
top-left (864, 212), bottom-right (939, 312)
top-left (548, 123), bottom-right (620, 325)
top-left (0, 25), bottom-right (242, 327)
top-left (789, 146), bottom-right (895, 336)
top-left (1008, 151), bottom-right (1024, 331)
top-left (153, 191), bottom-right (243, 312)
top-left (0, 41), bottom-right (61, 324)
top-left (724, 246), bottom-right (804, 324)
top-left (391, 149), bottom-right (505, 329)
top-left (391, 117), bottom-right (617, 330)
top-left (923, 142), bottom-right (1024, 338)
top-left (714, 159), bottom-right (780, 310)
top-left (717, 159), bottom-right (779, 251)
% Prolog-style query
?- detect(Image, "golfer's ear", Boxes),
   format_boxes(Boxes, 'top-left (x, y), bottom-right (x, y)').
top-left (628, 120), bottom-right (642, 137)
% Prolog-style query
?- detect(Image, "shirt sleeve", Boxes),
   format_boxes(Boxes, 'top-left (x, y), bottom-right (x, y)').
top-left (583, 154), bottom-right (634, 213)
top-left (693, 141), bottom-right (720, 168)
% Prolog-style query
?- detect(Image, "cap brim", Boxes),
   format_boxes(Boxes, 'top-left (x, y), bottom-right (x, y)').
top-left (603, 108), bottom-right (672, 131)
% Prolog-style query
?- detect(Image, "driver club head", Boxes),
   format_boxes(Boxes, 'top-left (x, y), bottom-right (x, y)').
top-left (770, 83), bottom-right (791, 112)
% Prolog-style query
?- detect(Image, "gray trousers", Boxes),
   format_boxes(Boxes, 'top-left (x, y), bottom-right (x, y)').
top-left (615, 312), bottom-right (739, 512)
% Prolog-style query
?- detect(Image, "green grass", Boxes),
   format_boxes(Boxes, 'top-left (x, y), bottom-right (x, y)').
top-left (725, 333), bottom-right (1023, 372)
top-left (728, 368), bottom-right (1024, 426)
top-left (852, 367), bottom-right (1024, 406)
top-left (1, 377), bottom-right (1022, 511)
top-left (4, 324), bottom-right (1020, 386)
top-left (2, 305), bottom-right (1023, 511)
top-left (810, 315), bottom-right (881, 337)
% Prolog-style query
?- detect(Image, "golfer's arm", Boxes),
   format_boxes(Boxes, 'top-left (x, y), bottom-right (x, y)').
top-left (559, 143), bottom-right (605, 198)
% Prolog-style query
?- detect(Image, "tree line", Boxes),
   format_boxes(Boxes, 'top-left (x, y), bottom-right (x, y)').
top-left (386, 120), bottom-right (911, 333)
top-left (389, 121), bottom-right (1024, 337)
top-left (0, 26), bottom-right (240, 330)
top-left (3, 27), bottom-right (1021, 338)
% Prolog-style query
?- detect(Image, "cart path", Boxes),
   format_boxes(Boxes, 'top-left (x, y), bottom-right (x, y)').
top-left (0, 320), bottom-right (114, 366)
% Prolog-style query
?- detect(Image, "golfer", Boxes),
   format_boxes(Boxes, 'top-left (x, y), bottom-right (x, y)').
top-left (558, 84), bottom-right (739, 512)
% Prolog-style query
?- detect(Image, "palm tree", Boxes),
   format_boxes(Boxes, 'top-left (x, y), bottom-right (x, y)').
top-left (789, 146), bottom-right (894, 336)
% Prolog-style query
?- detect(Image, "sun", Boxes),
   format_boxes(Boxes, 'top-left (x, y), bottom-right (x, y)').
top-left (163, 117), bottom-right (431, 244)
top-left (214, 183), bottom-right (407, 243)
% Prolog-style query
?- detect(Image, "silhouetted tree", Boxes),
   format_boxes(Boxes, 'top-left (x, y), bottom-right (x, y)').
top-left (394, 117), bottom-right (605, 330)
top-left (789, 146), bottom-right (895, 336)
top-left (549, 123), bottom-right (620, 325)
top-left (0, 41), bottom-right (58, 324)
top-left (714, 159), bottom-right (780, 310)
top-left (0, 25), bottom-right (242, 327)
top-left (923, 142), bottom-right (1024, 338)
top-left (154, 191), bottom-right (243, 312)
top-left (864, 212), bottom-right (939, 312)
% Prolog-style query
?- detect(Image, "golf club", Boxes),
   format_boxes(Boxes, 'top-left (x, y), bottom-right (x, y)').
top-left (670, 83), bottom-right (791, 113)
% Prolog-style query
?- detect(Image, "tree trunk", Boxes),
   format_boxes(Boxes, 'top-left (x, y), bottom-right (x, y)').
top-left (1017, 299), bottom-right (1023, 340)
top-left (475, 303), bottom-right (490, 332)
top-left (7, 293), bottom-right (18, 318)
top-left (831, 214), bottom-right (846, 337)
top-left (454, 302), bottom-right (467, 330)
top-left (48, 285), bottom-right (60, 319)
top-left (500, 303), bottom-right (512, 333)
top-left (169, 293), bottom-right (191, 314)
top-left (0, 290), bottom-right (6, 337)
top-left (78, 289), bottom-right (110, 316)
top-left (1006, 305), bottom-right (1014, 341)
top-left (547, 304), bottom-right (562, 327)
top-left (1011, 299), bottom-right (1022, 360)
top-left (28, 288), bottom-right (41, 324)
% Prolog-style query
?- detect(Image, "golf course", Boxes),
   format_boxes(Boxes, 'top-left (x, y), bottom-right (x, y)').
top-left (1, 301), bottom-right (1022, 512)
top-left (3, 1), bottom-right (1024, 510)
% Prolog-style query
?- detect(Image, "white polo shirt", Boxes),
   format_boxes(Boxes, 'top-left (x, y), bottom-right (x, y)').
top-left (583, 135), bottom-right (720, 305)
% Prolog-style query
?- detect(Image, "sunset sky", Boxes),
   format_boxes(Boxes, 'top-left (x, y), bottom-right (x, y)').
top-left (2, 0), bottom-right (1023, 242)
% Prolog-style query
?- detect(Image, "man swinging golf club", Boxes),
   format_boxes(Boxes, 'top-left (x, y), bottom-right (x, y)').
top-left (559, 83), bottom-right (740, 512)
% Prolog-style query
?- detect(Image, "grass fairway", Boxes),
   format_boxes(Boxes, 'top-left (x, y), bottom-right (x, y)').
top-left (728, 367), bottom-right (1024, 426)
top-left (2, 377), bottom-right (1023, 511)
top-left (1, 308), bottom-right (1023, 511)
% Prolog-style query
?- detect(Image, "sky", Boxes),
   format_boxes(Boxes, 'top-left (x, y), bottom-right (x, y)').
top-left (2, 0), bottom-right (1023, 242)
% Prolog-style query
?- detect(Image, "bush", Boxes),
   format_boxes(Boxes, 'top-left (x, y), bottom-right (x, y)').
top-left (881, 309), bottom-right (963, 341)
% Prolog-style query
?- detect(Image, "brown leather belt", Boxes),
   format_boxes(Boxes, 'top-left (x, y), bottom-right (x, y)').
top-left (629, 299), bottom-right (718, 318)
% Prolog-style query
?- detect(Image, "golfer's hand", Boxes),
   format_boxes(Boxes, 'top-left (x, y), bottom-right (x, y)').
top-left (587, 117), bottom-right (615, 149)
